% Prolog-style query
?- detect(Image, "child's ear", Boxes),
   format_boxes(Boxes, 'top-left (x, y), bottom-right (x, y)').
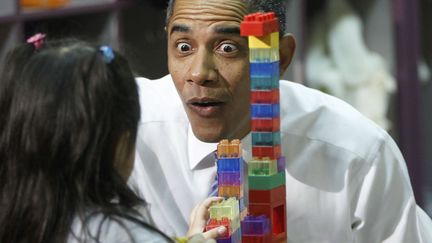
top-left (279, 34), bottom-right (296, 77)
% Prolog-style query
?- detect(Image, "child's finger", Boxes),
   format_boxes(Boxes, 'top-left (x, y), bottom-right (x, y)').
top-left (201, 226), bottom-right (227, 240)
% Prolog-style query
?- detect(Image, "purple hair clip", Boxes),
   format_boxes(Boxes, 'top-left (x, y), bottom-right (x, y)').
top-left (27, 33), bottom-right (46, 49)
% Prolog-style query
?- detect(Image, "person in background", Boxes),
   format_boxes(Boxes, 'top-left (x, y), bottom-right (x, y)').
top-left (130, 0), bottom-right (432, 242)
top-left (0, 36), bottom-right (225, 243)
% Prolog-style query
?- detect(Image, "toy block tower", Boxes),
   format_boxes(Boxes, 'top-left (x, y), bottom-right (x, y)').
top-left (240, 12), bottom-right (287, 243)
top-left (206, 139), bottom-right (247, 243)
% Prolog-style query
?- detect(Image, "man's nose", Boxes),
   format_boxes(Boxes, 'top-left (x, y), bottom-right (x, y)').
top-left (188, 49), bottom-right (218, 86)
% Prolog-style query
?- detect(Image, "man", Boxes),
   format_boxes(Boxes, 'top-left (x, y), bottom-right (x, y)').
top-left (130, 0), bottom-right (432, 242)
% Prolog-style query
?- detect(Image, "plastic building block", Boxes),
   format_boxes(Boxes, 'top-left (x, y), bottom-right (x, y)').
top-left (217, 139), bottom-right (241, 158)
top-left (229, 139), bottom-right (242, 157)
top-left (249, 185), bottom-right (285, 204)
top-left (242, 233), bottom-right (272, 243)
top-left (248, 157), bottom-right (278, 176)
top-left (241, 215), bottom-right (270, 235)
top-left (218, 139), bottom-right (242, 158)
top-left (218, 185), bottom-right (244, 198)
top-left (251, 90), bottom-right (279, 104)
top-left (248, 200), bottom-right (287, 242)
top-left (277, 156), bottom-right (286, 172)
top-left (206, 218), bottom-right (231, 238)
top-left (217, 139), bottom-right (230, 157)
top-left (252, 132), bottom-right (281, 146)
top-left (250, 62), bottom-right (279, 77)
top-left (21, 0), bottom-right (69, 8)
top-left (249, 48), bottom-right (279, 63)
top-left (209, 198), bottom-right (239, 220)
top-left (250, 75), bottom-right (279, 90)
top-left (217, 158), bottom-right (243, 172)
top-left (251, 118), bottom-right (280, 132)
top-left (218, 171), bottom-right (243, 186)
top-left (240, 12), bottom-right (278, 37)
top-left (248, 32), bottom-right (279, 49)
top-left (252, 145), bottom-right (281, 159)
top-left (251, 104), bottom-right (280, 118)
top-left (248, 171), bottom-right (285, 190)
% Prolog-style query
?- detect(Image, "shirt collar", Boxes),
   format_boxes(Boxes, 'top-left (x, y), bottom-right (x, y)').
top-left (187, 124), bottom-right (252, 170)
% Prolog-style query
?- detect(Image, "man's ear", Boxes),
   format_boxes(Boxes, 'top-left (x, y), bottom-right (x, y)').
top-left (279, 33), bottom-right (296, 77)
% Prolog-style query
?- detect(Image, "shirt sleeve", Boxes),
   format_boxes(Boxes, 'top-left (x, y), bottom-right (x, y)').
top-left (352, 134), bottom-right (432, 242)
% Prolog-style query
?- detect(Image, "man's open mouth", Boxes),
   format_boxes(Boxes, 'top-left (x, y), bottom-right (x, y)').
top-left (187, 98), bottom-right (226, 117)
top-left (191, 101), bottom-right (224, 107)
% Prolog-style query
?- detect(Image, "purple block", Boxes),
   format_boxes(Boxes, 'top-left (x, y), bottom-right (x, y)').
top-left (241, 215), bottom-right (270, 236)
top-left (218, 171), bottom-right (243, 185)
top-left (277, 156), bottom-right (286, 172)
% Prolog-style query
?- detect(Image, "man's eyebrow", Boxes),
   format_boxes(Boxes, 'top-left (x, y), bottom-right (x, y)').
top-left (170, 24), bottom-right (190, 35)
top-left (213, 26), bottom-right (240, 35)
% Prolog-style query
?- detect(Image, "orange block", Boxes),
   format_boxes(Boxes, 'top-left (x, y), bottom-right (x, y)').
top-left (21, 0), bottom-right (69, 8)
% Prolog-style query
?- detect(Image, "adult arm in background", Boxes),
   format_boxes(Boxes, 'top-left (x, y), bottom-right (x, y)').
top-left (352, 133), bottom-right (432, 242)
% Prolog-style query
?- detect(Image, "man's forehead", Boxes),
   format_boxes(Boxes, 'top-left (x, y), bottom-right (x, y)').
top-left (174, 0), bottom-right (247, 7)
top-left (170, 0), bottom-right (248, 21)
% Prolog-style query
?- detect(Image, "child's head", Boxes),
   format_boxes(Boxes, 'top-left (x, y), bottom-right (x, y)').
top-left (0, 38), bottom-right (142, 242)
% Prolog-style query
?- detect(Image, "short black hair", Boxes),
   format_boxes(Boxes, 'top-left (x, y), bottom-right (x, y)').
top-left (165, 0), bottom-right (287, 34)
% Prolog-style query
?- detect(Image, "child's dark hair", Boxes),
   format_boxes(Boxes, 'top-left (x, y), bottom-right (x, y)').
top-left (0, 39), bottom-right (172, 242)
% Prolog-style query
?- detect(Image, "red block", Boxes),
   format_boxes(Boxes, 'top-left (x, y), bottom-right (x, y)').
top-left (251, 118), bottom-right (280, 132)
top-left (252, 145), bottom-right (281, 159)
top-left (242, 233), bottom-right (272, 243)
top-left (205, 217), bottom-right (231, 238)
top-left (240, 12), bottom-right (279, 36)
top-left (249, 200), bottom-right (287, 242)
top-left (251, 90), bottom-right (279, 104)
top-left (249, 185), bottom-right (286, 204)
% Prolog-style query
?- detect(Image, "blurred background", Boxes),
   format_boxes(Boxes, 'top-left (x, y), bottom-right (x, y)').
top-left (0, 0), bottom-right (430, 217)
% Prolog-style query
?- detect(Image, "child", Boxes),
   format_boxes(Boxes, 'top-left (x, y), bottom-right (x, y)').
top-left (0, 36), bottom-right (224, 243)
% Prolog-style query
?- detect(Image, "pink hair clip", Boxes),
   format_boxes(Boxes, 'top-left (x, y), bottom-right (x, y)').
top-left (26, 33), bottom-right (46, 49)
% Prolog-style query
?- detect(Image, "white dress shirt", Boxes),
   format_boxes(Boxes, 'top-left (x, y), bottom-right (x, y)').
top-left (129, 75), bottom-right (432, 243)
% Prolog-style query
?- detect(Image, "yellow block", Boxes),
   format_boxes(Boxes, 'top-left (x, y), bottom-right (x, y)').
top-left (248, 32), bottom-right (279, 49)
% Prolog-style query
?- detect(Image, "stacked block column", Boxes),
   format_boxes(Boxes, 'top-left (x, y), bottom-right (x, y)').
top-left (206, 139), bottom-right (247, 243)
top-left (241, 12), bottom-right (287, 243)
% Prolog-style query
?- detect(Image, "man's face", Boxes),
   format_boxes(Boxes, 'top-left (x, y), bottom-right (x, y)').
top-left (167, 0), bottom-right (251, 143)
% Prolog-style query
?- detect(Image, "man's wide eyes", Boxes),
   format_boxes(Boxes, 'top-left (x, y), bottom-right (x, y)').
top-left (175, 42), bottom-right (239, 54)
top-left (176, 42), bottom-right (192, 52)
top-left (218, 43), bottom-right (238, 53)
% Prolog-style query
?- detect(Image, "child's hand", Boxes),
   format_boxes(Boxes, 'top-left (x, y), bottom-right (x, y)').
top-left (186, 197), bottom-right (226, 240)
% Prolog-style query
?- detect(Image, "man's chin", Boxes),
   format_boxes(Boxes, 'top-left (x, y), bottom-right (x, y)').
top-left (193, 130), bottom-right (224, 143)
top-left (191, 125), bottom-right (225, 143)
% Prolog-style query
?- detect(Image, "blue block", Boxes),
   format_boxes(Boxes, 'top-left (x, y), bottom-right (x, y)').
top-left (251, 104), bottom-right (280, 118)
top-left (250, 62), bottom-right (279, 76)
top-left (252, 131), bottom-right (281, 146)
top-left (217, 158), bottom-right (243, 172)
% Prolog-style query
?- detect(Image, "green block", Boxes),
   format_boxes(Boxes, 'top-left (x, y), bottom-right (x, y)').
top-left (248, 171), bottom-right (285, 190)
top-left (248, 158), bottom-right (277, 176)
